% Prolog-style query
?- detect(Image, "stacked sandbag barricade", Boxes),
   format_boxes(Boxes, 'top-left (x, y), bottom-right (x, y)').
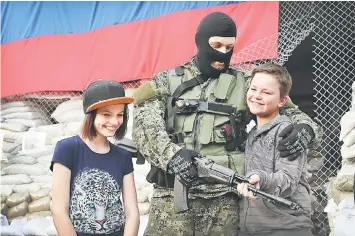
top-left (325, 81), bottom-right (355, 236)
top-left (1, 91), bottom-right (152, 235)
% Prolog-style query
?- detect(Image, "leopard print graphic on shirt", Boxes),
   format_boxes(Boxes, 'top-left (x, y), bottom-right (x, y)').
top-left (70, 168), bottom-right (124, 234)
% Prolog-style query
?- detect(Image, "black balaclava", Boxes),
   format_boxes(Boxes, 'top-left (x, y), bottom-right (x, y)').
top-left (195, 12), bottom-right (237, 78)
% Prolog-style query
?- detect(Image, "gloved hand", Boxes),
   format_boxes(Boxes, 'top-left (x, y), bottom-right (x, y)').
top-left (278, 123), bottom-right (314, 161)
top-left (167, 148), bottom-right (199, 186)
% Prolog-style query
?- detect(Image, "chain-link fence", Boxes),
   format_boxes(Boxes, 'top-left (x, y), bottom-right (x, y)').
top-left (1, 2), bottom-right (354, 235)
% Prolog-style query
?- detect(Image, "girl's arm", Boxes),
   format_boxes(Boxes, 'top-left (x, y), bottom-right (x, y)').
top-left (122, 172), bottom-right (140, 236)
top-left (51, 163), bottom-right (77, 236)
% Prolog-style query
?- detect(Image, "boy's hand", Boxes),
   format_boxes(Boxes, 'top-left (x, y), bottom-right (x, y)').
top-left (237, 174), bottom-right (260, 200)
top-left (278, 123), bottom-right (314, 161)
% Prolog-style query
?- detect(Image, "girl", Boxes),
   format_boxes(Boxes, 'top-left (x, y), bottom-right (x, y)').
top-left (51, 80), bottom-right (139, 236)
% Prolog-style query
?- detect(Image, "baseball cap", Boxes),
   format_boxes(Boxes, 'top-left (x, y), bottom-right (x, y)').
top-left (83, 80), bottom-right (134, 114)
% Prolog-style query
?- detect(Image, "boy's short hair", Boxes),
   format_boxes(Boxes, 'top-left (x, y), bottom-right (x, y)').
top-left (81, 105), bottom-right (129, 141)
top-left (251, 63), bottom-right (292, 97)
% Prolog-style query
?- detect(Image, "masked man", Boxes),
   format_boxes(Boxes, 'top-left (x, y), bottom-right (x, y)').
top-left (132, 12), bottom-right (322, 236)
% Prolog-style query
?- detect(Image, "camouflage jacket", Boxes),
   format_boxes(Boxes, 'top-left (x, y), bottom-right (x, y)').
top-left (132, 58), bottom-right (323, 199)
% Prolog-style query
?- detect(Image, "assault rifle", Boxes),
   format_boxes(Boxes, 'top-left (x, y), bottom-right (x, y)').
top-left (174, 155), bottom-right (301, 213)
top-left (115, 138), bottom-right (300, 213)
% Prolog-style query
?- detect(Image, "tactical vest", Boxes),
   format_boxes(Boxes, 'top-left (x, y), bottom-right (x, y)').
top-left (166, 66), bottom-right (247, 176)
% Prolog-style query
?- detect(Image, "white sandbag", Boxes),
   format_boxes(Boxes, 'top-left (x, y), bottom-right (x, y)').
top-left (51, 99), bottom-right (83, 119)
top-left (134, 173), bottom-right (150, 191)
top-left (22, 217), bottom-right (52, 236)
top-left (29, 124), bottom-right (65, 140)
top-left (31, 175), bottom-right (52, 184)
top-left (5, 118), bottom-right (50, 128)
top-left (1, 101), bottom-right (34, 110)
top-left (54, 110), bottom-right (85, 123)
top-left (342, 128), bottom-right (355, 147)
top-left (9, 156), bottom-right (37, 165)
top-left (6, 192), bottom-right (31, 208)
top-left (1, 203), bottom-right (8, 215)
top-left (28, 197), bottom-right (51, 213)
top-left (39, 183), bottom-right (52, 189)
top-left (142, 185), bottom-right (154, 202)
top-left (46, 221), bottom-right (58, 236)
top-left (2, 164), bottom-right (47, 176)
top-left (21, 133), bottom-right (47, 153)
top-left (0, 129), bottom-right (25, 143)
top-left (133, 162), bottom-right (151, 177)
top-left (1, 152), bottom-right (15, 161)
top-left (137, 191), bottom-right (148, 203)
top-left (333, 197), bottom-right (355, 236)
top-left (334, 161), bottom-right (355, 192)
top-left (7, 202), bottom-right (28, 219)
top-left (13, 183), bottom-right (41, 194)
top-left (27, 211), bottom-right (52, 220)
top-left (0, 225), bottom-right (25, 236)
top-left (138, 202), bottom-right (150, 215)
top-left (2, 111), bottom-right (45, 120)
top-left (1, 196), bottom-right (7, 204)
top-left (63, 122), bottom-right (82, 136)
top-left (1, 185), bottom-right (14, 198)
top-left (339, 110), bottom-right (355, 140)
top-left (30, 188), bottom-right (51, 201)
top-left (1, 106), bottom-right (40, 116)
top-left (340, 143), bottom-right (355, 159)
top-left (1, 213), bottom-right (9, 226)
top-left (50, 135), bottom-right (71, 145)
top-left (0, 123), bottom-right (29, 132)
top-left (2, 141), bottom-right (21, 153)
top-left (18, 145), bottom-right (55, 158)
top-left (37, 155), bottom-right (53, 165)
top-left (1, 174), bottom-right (32, 185)
top-left (10, 145), bottom-right (22, 155)
top-left (326, 178), bottom-right (354, 205)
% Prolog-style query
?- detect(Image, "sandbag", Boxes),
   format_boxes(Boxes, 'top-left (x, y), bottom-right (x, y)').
top-left (63, 122), bottom-right (82, 136)
top-left (327, 178), bottom-right (354, 205)
top-left (333, 197), bottom-right (355, 236)
top-left (1, 196), bottom-right (7, 204)
top-left (28, 196), bottom-right (51, 213)
top-left (22, 217), bottom-right (52, 236)
top-left (31, 175), bottom-right (52, 184)
top-left (340, 143), bottom-right (355, 159)
top-left (334, 161), bottom-right (355, 192)
top-left (6, 192), bottom-right (31, 208)
top-left (1, 106), bottom-right (40, 116)
top-left (1, 174), bottom-right (32, 185)
top-left (138, 202), bottom-right (150, 215)
top-left (29, 124), bottom-right (65, 140)
top-left (339, 110), bottom-right (355, 140)
top-left (2, 141), bottom-right (21, 153)
top-left (9, 156), bottom-right (37, 165)
top-left (46, 221), bottom-right (58, 236)
top-left (54, 110), bottom-right (85, 123)
top-left (342, 128), bottom-right (355, 147)
top-left (30, 188), bottom-right (51, 201)
top-left (2, 111), bottom-right (45, 120)
top-left (37, 155), bottom-right (53, 165)
top-left (7, 202), bottom-right (28, 219)
top-left (1, 203), bottom-right (8, 215)
top-left (18, 145), bottom-right (55, 158)
top-left (0, 129), bottom-right (25, 143)
top-left (5, 118), bottom-right (50, 128)
top-left (0, 123), bottom-right (29, 132)
top-left (0, 225), bottom-right (25, 236)
top-left (2, 164), bottom-right (47, 176)
top-left (1, 101), bottom-right (34, 110)
top-left (8, 216), bottom-right (27, 225)
top-left (50, 135), bottom-right (72, 145)
top-left (51, 99), bottom-right (83, 119)
top-left (27, 211), bottom-right (52, 220)
top-left (1, 185), bottom-right (13, 198)
top-left (13, 183), bottom-right (41, 194)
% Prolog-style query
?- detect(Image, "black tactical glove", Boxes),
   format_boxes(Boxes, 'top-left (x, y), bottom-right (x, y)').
top-left (167, 148), bottom-right (199, 186)
top-left (278, 123), bottom-right (314, 161)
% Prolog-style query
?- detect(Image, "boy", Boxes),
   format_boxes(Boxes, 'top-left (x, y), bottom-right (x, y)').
top-left (237, 64), bottom-right (313, 236)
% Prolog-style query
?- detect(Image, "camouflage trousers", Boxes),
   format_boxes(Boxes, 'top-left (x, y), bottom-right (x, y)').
top-left (144, 193), bottom-right (240, 236)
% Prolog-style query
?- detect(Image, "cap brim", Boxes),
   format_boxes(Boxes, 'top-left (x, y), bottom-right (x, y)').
top-left (86, 97), bottom-right (134, 113)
